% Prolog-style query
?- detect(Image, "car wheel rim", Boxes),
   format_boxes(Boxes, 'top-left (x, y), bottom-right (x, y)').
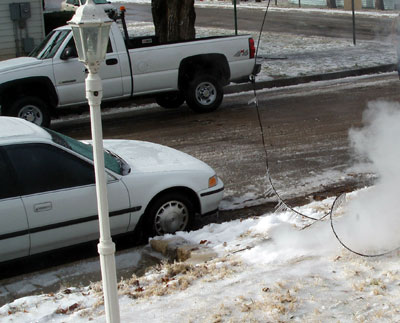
top-left (18, 105), bottom-right (43, 125)
top-left (195, 82), bottom-right (217, 106)
top-left (154, 200), bottom-right (189, 235)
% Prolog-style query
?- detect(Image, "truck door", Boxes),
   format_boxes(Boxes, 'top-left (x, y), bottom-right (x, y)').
top-left (53, 36), bottom-right (124, 106)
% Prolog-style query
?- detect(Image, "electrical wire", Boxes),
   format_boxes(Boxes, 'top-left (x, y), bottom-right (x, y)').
top-left (251, 0), bottom-right (328, 222)
top-left (329, 193), bottom-right (400, 257)
top-left (250, 1), bottom-right (399, 257)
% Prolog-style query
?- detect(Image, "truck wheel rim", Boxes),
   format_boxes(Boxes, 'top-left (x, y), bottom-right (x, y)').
top-left (154, 200), bottom-right (189, 235)
top-left (195, 82), bottom-right (217, 106)
top-left (18, 105), bottom-right (43, 125)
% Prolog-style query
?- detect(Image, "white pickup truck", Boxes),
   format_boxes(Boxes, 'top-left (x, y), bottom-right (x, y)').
top-left (0, 20), bottom-right (259, 127)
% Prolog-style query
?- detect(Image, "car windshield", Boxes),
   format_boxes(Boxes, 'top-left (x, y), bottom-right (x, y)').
top-left (45, 128), bottom-right (130, 176)
top-left (29, 30), bottom-right (70, 59)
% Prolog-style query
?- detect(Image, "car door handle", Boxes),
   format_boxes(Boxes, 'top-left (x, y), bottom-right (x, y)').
top-left (106, 58), bottom-right (118, 65)
top-left (34, 202), bottom-right (52, 213)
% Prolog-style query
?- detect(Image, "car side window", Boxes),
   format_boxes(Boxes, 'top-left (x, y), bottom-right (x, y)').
top-left (0, 150), bottom-right (18, 200)
top-left (5, 144), bottom-right (95, 196)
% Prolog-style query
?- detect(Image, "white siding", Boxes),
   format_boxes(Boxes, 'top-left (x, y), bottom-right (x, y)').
top-left (0, 0), bottom-right (45, 61)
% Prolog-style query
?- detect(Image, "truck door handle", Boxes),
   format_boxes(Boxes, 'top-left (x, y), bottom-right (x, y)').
top-left (106, 58), bottom-right (118, 65)
top-left (34, 202), bottom-right (52, 212)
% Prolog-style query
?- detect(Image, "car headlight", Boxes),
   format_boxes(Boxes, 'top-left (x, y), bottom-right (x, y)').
top-left (208, 175), bottom-right (218, 188)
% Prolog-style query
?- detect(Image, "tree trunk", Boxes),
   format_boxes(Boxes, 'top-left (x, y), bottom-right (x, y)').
top-left (375, 0), bottom-right (385, 10)
top-left (326, 0), bottom-right (337, 8)
top-left (151, 0), bottom-right (196, 43)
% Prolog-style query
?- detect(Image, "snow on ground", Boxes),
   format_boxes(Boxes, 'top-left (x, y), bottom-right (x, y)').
top-left (2, 189), bottom-right (400, 322)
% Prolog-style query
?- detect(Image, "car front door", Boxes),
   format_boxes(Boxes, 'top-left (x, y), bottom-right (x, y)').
top-left (0, 149), bottom-right (30, 262)
top-left (53, 35), bottom-right (124, 106)
top-left (4, 143), bottom-right (131, 256)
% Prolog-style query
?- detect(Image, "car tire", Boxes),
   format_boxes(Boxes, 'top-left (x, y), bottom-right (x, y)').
top-left (185, 74), bottom-right (223, 113)
top-left (155, 92), bottom-right (185, 109)
top-left (146, 193), bottom-right (194, 236)
top-left (8, 96), bottom-right (51, 128)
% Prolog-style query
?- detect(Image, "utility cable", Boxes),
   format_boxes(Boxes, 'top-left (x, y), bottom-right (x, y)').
top-left (251, 0), bottom-right (327, 222)
top-left (329, 193), bottom-right (400, 257)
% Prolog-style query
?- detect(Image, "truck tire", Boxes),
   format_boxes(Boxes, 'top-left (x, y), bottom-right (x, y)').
top-left (145, 192), bottom-right (194, 236)
top-left (8, 96), bottom-right (50, 128)
top-left (155, 92), bottom-right (185, 109)
top-left (185, 74), bottom-right (223, 113)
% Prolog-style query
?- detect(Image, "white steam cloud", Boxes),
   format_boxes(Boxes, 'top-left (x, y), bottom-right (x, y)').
top-left (333, 101), bottom-right (400, 254)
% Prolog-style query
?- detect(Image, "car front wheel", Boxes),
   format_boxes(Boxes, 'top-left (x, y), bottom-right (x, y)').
top-left (8, 96), bottom-right (50, 128)
top-left (146, 193), bottom-right (194, 236)
top-left (185, 74), bottom-right (223, 113)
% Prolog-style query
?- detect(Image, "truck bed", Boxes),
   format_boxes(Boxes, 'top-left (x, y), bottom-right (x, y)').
top-left (125, 34), bottom-right (238, 50)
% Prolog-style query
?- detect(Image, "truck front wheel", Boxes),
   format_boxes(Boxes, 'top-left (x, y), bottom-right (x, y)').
top-left (8, 96), bottom-right (50, 128)
top-left (185, 74), bottom-right (223, 113)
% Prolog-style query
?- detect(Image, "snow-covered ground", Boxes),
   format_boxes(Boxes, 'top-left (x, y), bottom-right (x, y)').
top-left (3, 101), bottom-right (400, 321)
top-left (122, 21), bottom-right (396, 81)
top-left (2, 189), bottom-right (400, 322)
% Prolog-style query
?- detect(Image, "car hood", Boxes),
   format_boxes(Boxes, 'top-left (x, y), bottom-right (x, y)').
top-left (103, 140), bottom-right (213, 174)
top-left (0, 57), bottom-right (42, 74)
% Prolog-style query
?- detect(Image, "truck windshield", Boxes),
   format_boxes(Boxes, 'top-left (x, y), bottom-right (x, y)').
top-left (29, 30), bottom-right (70, 60)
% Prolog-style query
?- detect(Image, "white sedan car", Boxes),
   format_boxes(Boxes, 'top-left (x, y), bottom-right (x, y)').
top-left (0, 117), bottom-right (223, 263)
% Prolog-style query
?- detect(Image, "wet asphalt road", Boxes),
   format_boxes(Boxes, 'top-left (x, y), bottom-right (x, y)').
top-left (53, 73), bottom-right (400, 208)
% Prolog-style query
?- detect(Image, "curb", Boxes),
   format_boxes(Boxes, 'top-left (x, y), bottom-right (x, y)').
top-left (225, 64), bottom-right (397, 94)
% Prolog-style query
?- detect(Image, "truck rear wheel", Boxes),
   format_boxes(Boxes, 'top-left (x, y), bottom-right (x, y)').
top-left (8, 96), bottom-right (50, 128)
top-left (155, 92), bottom-right (185, 109)
top-left (185, 74), bottom-right (223, 113)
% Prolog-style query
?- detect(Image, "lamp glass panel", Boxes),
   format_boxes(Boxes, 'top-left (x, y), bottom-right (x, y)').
top-left (71, 24), bottom-right (111, 64)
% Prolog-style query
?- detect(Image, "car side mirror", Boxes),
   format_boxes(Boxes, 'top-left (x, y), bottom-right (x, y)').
top-left (60, 46), bottom-right (78, 60)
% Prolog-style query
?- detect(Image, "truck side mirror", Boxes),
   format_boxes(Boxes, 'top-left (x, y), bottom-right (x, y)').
top-left (60, 46), bottom-right (78, 60)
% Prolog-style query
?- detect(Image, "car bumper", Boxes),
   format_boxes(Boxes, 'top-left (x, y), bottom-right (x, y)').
top-left (253, 63), bottom-right (261, 75)
top-left (198, 177), bottom-right (224, 216)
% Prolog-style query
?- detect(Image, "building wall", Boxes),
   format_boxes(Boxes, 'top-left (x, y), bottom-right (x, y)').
top-left (0, 0), bottom-right (45, 61)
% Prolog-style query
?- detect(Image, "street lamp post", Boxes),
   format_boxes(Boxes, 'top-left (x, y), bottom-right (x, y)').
top-left (68, 2), bottom-right (120, 322)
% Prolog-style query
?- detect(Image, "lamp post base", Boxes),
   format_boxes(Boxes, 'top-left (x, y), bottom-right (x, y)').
top-left (98, 240), bottom-right (120, 323)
